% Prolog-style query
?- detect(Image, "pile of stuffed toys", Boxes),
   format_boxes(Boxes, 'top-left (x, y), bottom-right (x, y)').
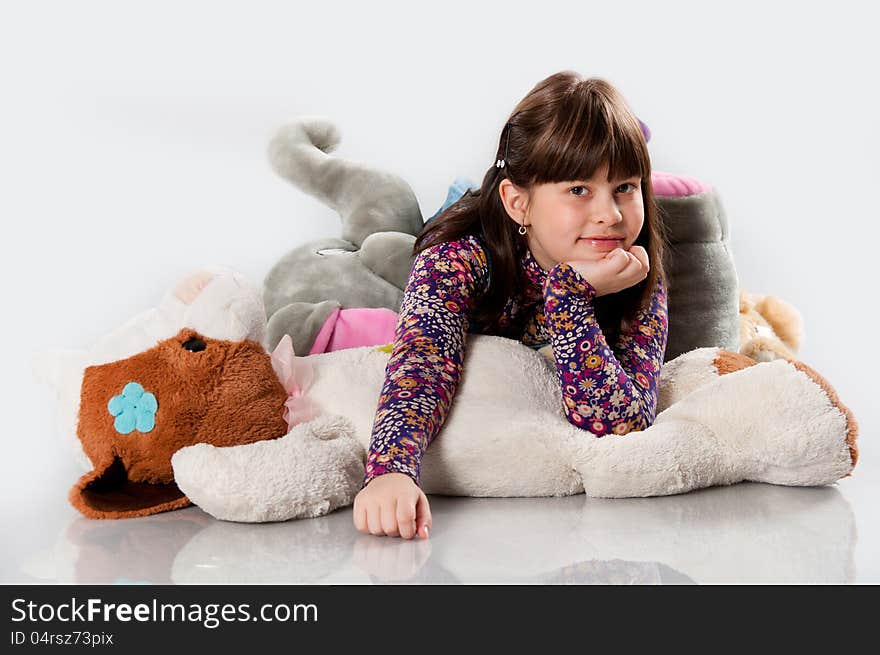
top-left (35, 116), bottom-right (858, 522)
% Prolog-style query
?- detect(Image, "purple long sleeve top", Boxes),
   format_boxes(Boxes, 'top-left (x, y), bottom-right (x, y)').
top-left (363, 233), bottom-right (669, 487)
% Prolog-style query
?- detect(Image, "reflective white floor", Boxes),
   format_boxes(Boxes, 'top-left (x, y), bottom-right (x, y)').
top-left (3, 452), bottom-right (877, 585)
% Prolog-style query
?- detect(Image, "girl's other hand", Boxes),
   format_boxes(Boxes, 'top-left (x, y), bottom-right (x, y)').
top-left (564, 245), bottom-right (649, 296)
top-left (353, 472), bottom-right (432, 539)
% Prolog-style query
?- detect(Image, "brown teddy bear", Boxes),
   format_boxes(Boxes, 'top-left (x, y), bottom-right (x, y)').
top-left (71, 328), bottom-right (290, 519)
top-left (738, 289), bottom-right (804, 362)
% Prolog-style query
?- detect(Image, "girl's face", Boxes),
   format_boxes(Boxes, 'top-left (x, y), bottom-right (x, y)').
top-left (501, 163), bottom-right (645, 271)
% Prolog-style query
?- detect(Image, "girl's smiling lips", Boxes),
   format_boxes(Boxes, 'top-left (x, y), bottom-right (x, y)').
top-left (579, 235), bottom-right (624, 251)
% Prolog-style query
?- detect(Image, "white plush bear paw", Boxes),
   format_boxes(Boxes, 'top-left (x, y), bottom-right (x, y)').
top-left (657, 357), bottom-right (858, 488)
top-left (173, 270), bottom-right (218, 305)
top-left (171, 414), bottom-right (365, 523)
top-left (160, 266), bottom-right (268, 345)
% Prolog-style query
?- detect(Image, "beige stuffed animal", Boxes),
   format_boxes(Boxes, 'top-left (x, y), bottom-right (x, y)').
top-left (167, 271), bottom-right (857, 523)
top-left (41, 270), bottom-right (857, 524)
top-left (738, 289), bottom-right (804, 362)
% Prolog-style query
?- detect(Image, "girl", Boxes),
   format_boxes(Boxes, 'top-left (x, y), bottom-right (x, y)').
top-left (352, 71), bottom-right (669, 540)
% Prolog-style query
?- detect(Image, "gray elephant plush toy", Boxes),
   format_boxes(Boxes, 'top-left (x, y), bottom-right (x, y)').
top-left (263, 116), bottom-right (739, 361)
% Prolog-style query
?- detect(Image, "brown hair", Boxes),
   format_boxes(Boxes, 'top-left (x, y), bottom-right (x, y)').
top-left (415, 71), bottom-right (668, 345)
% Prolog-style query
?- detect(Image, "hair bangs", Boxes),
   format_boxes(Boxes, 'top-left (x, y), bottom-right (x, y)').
top-left (530, 91), bottom-right (649, 186)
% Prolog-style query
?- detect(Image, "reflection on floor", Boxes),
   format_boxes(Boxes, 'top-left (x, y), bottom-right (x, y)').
top-left (17, 481), bottom-right (860, 584)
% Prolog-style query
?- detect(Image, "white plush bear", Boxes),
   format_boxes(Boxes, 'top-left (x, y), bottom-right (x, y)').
top-left (36, 269), bottom-right (857, 524)
top-left (137, 270), bottom-right (859, 523)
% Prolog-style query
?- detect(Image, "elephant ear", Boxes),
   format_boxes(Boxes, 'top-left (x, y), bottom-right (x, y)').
top-left (69, 456), bottom-right (190, 520)
top-left (358, 232), bottom-right (417, 290)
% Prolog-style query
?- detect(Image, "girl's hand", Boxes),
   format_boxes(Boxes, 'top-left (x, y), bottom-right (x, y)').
top-left (353, 472), bottom-right (432, 539)
top-left (564, 245), bottom-right (649, 297)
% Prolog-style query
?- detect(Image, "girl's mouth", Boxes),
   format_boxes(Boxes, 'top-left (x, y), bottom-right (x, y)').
top-left (579, 238), bottom-right (623, 251)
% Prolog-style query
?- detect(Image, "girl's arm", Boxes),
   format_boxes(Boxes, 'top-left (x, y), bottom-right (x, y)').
top-left (363, 234), bottom-right (490, 487)
top-left (542, 266), bottom-right (668, 435)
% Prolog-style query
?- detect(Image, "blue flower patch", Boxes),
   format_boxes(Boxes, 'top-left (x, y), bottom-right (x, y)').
top-left (107, 382), bottom-right (158, 434)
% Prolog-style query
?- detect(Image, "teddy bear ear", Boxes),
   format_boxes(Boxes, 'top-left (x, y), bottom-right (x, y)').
top-left (69, 456), bottom-right (191, 519)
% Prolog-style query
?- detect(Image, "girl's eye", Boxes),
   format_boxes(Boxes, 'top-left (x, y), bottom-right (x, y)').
top-left (569, 182), bottom-right (638, 196)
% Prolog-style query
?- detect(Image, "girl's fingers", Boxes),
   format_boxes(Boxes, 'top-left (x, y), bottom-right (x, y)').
top-left (397, 498), bottom-right (418, 540)
top-left (381, 499), bottom-right (400, 537)
top-left (607, 248), bottom-right (630, 273)
top-left (623, 250), bottom-right (648, 278)
top-left (353, 500), bottom-right (367, 533)
top-left (415, 492), bottom-right (432, 539)
top-left (367, 504), bottom-right (384, 536)
top-left (623, 252), bottom-right (641, 273)
top-left (618, 252), bottom-right (646, 285)
top-left (629, 246), bottom-right (650, 271)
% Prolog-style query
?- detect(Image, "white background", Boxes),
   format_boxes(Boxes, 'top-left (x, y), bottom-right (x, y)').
top-left (1, 1), bottom-right (877, 579)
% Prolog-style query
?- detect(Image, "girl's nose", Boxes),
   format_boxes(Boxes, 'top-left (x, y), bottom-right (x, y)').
top-left (591, 207), bottom-right (623, 224)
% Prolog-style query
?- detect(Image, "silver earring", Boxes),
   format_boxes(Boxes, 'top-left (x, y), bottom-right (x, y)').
top-left (518, 224), bottom-right (528, 235)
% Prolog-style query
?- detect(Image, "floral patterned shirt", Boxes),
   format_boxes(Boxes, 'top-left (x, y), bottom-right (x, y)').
top-left (363, 233), bottom-right (669, 487)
